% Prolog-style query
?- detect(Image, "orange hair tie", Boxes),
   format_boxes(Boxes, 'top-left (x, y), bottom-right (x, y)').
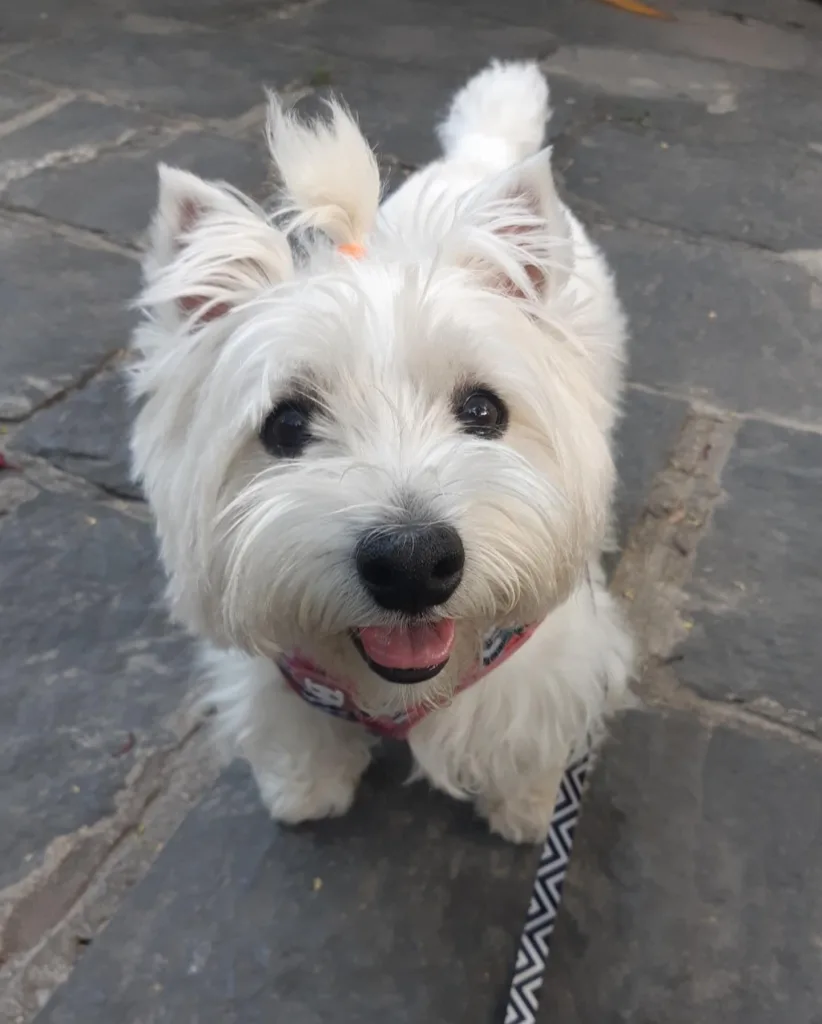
top-left (337, 242), bottom-right (366, 259)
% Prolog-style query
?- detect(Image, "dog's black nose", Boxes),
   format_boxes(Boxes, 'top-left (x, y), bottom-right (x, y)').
top-left (355, 524), bottom-right (465, 614)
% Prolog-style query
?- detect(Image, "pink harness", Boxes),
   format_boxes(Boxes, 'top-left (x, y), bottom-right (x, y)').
top-left (276, 624), bottom-right (538, 740)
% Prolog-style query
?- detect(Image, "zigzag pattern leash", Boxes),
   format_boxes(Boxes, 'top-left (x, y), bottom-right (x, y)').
top-left (503, 756), bottom-right (590, 1024)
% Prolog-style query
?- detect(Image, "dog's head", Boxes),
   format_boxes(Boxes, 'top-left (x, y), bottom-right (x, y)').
top-left (131, 98), bottom-right (622, 708)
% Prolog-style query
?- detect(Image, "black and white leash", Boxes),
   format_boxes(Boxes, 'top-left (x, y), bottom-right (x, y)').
top-left (503, 756), bottom-right (590, 1024)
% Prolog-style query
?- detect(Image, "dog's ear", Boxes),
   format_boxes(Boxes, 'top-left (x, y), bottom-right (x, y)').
top-left (141, 165), bottom-right (293, 329)
top-left (453, 149), bottom-right (573, 302)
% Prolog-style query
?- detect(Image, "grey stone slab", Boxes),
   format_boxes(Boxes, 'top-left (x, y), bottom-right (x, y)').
top-left (441, 0), bottom-right (822, 38)
top-left (34, 754), bottom-right (540, 1024)
top-left (718, 73), bottom-right (822, 151)
top-left (3, 29), bottom-right (318, 119)
top-left (617, 9), bottom-right (822, 74)
top-left (122, 0), bottom-right (298, 25)
top-left (600, 70), bottom-right (822, 153)
top-left (678, 419), bottom-right (822, 727)
top-left (0, 0), bottom-right (100, 44)
top-left (256, 0), bottom-right (556, 75)
top-left (591, 223), bottom-right (822, 424)
top-left (5, 129), bottom-right (270, 243)
top-left (541, 48), bottom-right (822, 152)
top-left (0, 0), bottom-right (175, 44)
top-left (539, 706), bottom-right (822, 1024)
top-left (637, 7), bottom-right (822, 71)
top-left (613, 388), bottom-right (685, 548)
top-left (0, 101), bottom-right (154, 183)
top-left (670, 0), bottom-right (822, 35)
top-left (540, 43), bottom-right (822, 166)
top-left (12, 371), bottom-right (139, 499)
top-left (451, 0), bottom-right (822, 74)
top-left (0, 219), bottom-right (137, 420)
top-left (0, 72), bottom-right (57, 125)
top-left (560, 121), bottom-right (822, 251)
top-left (0, 481), bottom-right (189, 890)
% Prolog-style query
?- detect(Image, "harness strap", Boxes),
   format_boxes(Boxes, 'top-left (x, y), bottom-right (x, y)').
top-left (276, 623), bottom-right (539, 739)
top-left (503, 756), bottom-right (590, 1024)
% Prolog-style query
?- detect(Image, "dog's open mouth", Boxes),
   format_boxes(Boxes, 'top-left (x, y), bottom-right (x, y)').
top-left (352, 620), bottom-right (455, 684)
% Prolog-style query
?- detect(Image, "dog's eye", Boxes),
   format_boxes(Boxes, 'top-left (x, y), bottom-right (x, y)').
top-left (260, 400), bottom-right (314, 458)
top-left (455, 388), bottom-right (508, 439)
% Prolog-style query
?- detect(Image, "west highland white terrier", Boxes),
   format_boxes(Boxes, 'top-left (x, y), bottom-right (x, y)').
top-left (131, 60), bottom-right (633, 843)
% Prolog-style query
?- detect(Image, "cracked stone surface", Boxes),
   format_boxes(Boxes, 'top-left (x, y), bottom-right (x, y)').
top-left (0, 477), bottom-right (190, 896)
top-left (0, 0), bottom-right (820, 1021)
top-left (544, 59), bottom-right (822, 151)
top-left (0, 219), bottom-right (137, 420)
top-left (561, 121), bottom-right (822, 251)
top-left (34, 753), bottom-right (543, 1024)
top-left (509, 0), bottom-right (822, 72)
top-left (612, 388), bottom-right (686, 549)
top-left (679, 420), bottom-right (822, 729)
top-left (2, 30), bottom-right (320, 119)
top-left (5, 129), bottom-right (271, 243)
top-left (593, 224), bottom-right (822, 424)
top-left (12, 371), bottom-right (139, 500)
top-left (0, 101), bottom-right (155, 188)
top-left (265, 0), bottom-right (558, 72)
top-left (443, 0), bottom-right (822, 41)
top-left (0, 73), bottom-right (58, 122)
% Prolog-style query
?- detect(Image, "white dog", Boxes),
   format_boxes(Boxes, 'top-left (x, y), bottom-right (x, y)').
top-left (130, 61), bottom-right (633, 843)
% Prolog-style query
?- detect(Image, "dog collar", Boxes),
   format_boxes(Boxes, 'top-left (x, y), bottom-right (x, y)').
top-left (276, 623), bottom-right (538, 740)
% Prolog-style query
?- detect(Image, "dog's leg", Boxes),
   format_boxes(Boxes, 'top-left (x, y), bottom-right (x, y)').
top-left (408, 676), bottom-right (571, 845)
top-left (207, 652), bottom-right (373, 824)
top-left (248, 684), bottom-right (372, 824)
top-left (473, 771), bottom-right (565, 844)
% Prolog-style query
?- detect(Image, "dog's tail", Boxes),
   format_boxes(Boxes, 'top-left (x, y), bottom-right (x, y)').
top-left (437, 60), bottom-right (550, 172)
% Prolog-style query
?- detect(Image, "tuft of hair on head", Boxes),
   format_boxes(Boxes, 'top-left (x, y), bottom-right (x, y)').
top-left (266, 92), bottom-right (381, 249)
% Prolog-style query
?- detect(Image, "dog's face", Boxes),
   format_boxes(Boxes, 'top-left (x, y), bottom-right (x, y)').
top-left (132, 103), bottom-right (618, 708)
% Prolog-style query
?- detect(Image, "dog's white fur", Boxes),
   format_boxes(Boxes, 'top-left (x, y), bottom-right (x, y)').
top-left (131, 61), bottom-right (633, 843)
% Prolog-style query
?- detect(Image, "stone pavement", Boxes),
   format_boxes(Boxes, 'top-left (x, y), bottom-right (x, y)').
top-left (1, 0), bottom-right (821, 1020)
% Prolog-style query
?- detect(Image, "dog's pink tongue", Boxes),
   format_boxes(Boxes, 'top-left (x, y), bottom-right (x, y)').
top-left (358, 620), bottom-right (456, 670)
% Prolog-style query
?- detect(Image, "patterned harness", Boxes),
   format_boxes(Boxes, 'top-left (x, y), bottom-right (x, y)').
top-left (276, 624), bottom-right (538, 739)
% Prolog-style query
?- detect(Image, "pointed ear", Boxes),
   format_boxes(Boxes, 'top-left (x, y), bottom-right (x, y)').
top-left (455, 149), bottom-right (573, 302)
top-left (142, 165), bottom-right (293, 328)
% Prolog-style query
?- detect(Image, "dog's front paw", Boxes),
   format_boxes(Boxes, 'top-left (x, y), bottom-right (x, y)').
top-left (477, 783), bottom-right (561, 845)
top-left (257, 772), bottom-right (359, 825)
